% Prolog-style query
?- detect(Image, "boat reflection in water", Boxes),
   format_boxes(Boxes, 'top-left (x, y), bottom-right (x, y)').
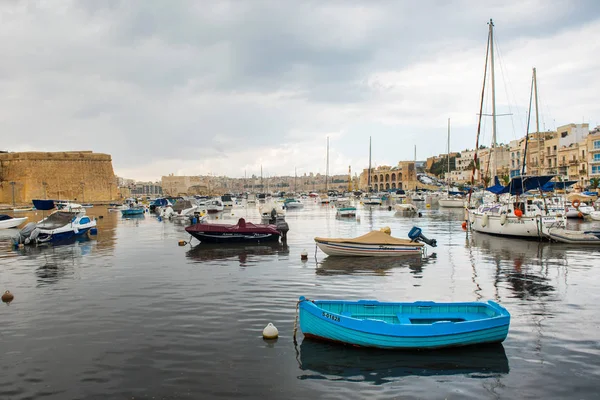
top-left (468, 233), bottom-right (564, 299)
top-left (186, 242), bottom-right (289, 266)
top-left (16, 240), bottom-right (96, 286)
top-left (297, 340), bottom-right (509, 384)
top-left (315, 253), bottom-right (436, 276)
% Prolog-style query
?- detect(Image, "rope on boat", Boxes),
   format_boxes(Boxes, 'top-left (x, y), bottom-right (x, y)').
top-left (292, 297), bottom-right (311, 346)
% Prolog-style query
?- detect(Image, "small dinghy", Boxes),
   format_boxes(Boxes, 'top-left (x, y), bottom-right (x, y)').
top-left (314, 226), bottom-right (436, 257)
top-left (546, 228), bottom-right (600, 245)
top-left (336, 206), bottom-right (357, 218)
top-left (298, 297), bottom-right (511, 349)
top-left (0, 215), bottom-right (28, 229)
top-left (589, 211), bottom-right (600, 221)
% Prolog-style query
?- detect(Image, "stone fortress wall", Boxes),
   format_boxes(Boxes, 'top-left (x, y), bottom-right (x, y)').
top-left (0, 151), bottom-right (117, 205)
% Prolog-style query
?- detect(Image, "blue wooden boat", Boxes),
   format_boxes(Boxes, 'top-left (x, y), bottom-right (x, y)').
top-left (121, 207), bottom-right (145, 216)
top-left (298, 297), bottom-right (510, 349)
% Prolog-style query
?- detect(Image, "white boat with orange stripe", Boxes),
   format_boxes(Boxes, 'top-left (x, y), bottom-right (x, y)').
top-left (314, 227), bottom-right (436, 257)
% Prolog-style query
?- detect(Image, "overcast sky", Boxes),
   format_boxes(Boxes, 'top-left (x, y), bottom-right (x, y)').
top-left (1, 1), bottom-right (599, 181)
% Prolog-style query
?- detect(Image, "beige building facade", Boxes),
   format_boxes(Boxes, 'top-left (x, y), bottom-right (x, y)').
top-left (0, 151), bottom-right (117, 205)
top-left (359, 161), bottom-right (417, 191)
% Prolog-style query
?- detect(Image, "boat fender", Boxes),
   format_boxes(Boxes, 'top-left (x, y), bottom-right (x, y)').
top-left (500, 213), bottom-right (507, 226)
top-left (90, 228), bottom-right (98, 235)
top-left (178, 240), bottom-right (188, 246)
top-left (388, 206), bottom-right (392, 211)
top-left (418, 212), bottom-right (423, 218)
top-left (461, 221), bottom-right (467, 230)
top-left (514, 209), bottom-right (523, 218)
top-left (578, 212), bottom-right (583, 218)
top-left (573, 199), bottom-right (581, 209)
top-left (262, 323), bottom-right (278, 340)
top-left (481, 214), bottom-right (489, 227)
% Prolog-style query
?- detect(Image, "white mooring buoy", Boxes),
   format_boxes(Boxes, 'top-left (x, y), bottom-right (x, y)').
top-left (300, 249), bottom-right (308, 261)
top-left (262, 323), bottom-right (279, 339)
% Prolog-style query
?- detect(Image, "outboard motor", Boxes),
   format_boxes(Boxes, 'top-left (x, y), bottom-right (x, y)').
top-left (13, 222), bottom-right (39, 246)
top-left (408, 226), bottom-right (437, 247)
top-left (276, 219), bottom-right (289, 242)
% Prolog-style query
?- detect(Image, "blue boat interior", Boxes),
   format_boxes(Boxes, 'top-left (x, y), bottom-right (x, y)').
top-left (316, 301), bottom-right (500, 325)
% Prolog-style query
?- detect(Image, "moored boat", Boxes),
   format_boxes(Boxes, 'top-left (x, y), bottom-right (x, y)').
top-left (394, 203), bottom-right (418, 215)
top-left (284, 198), bottom-right (304, 209)
top-left (363, 195), bottom-right (383, 206)
top-left (438, 197), bottom-right (465, 208)
top-left (121, 207), bottom-right (145, 216)
top-left (206, 198), bottom-right (225, 213)
top-left (298, 297), bottom-right (511, 349)
top-left (0, 215), bottom-right (28, 229)
top-left (545, 228), bottom-right (600, 245)
top-left (14, 205), bottom-right (97, 245)
top-left (314, 227), bottom-right (436, 257)
top-left (336, 206), bottom-right (357, 218)
top-left (185, 217), bottom-right (281, 244)
top-left (590, 211), bottom-right (600, 221)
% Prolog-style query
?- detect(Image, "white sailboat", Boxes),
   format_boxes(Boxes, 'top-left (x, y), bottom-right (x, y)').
top-left (467, 20), bottom-right (562, 238)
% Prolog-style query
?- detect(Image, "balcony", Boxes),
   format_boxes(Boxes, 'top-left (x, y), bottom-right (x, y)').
top-left (569, 159), bottom-right (579, 165)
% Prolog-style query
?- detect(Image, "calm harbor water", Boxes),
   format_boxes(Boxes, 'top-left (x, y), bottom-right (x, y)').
top-left (1, 201), bottom-right (600, 399)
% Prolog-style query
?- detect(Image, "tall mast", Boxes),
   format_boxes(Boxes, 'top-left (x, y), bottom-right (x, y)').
top-left (325, 136), bottom-right (329, 192)
top-left (260, 165), bottom-right (263, 191)
top-left (533, 67), bottom-right (542, 175)
top-left (367, 136), bottom-right (372, 192)
top-left (489, 19), bottom-right (497, 179)
top-left (447, 118), bottom-right (451, 190)
top-left (294, 167), bottom-right (297, 193)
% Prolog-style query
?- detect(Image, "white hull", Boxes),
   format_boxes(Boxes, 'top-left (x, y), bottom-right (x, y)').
top-left (315, 240), bottom-right (422, 256)
top-left (469, 212), bottom-right (560, 238)
top-left (336, 208), bottom-right (357, 217)
top-left (590, 211), bottom-right (600, 221)
top-left (285, 201), bottom-right (304, 209)
top-left (0, 217), bottom-right (28, 229)
top-left (363, 198), bottom-right (382, 206)
top-left (394, 204), bottom-right (418, 214)
top-left (439, 198), bottom-right (465, 208)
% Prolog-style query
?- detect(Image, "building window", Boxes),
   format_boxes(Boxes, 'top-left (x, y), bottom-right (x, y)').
top-left (594, 140), bottom-right (600, 149)
top-left (594, 153), bottom-right (600, 162)
top-left (593, 165), bottom-right (600, 175)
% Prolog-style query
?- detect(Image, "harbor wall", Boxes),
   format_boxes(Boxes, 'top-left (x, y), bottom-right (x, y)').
top-left (0, 151), bottom-right (117, 205)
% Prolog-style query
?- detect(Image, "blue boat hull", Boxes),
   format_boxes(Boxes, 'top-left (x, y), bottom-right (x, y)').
top-left (299, 297), bottom-right (510, 350)
top-left (121, 208), bottom-right (145, 216)
top-left (38, 227), bottom-right (91, 244)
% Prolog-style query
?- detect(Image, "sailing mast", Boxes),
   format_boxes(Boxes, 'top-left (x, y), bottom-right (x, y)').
top-left (467, 18), bottom-right (492, 208)
top-left (367, 136), bottom-right (372, 192)
top-left (533, 67), bottom-right (542, 175)
top-left (294, 167), bottom-right (297, 193)
top-left (325, 136), bottom-right (329, 193)
top-left (447, 118), bottom-right (451, 192)
top-left (489, 19), bottom-right (498, 179)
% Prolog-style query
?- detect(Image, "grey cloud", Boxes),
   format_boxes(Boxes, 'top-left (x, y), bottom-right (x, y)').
top-left (1, 0), bottom-right (599, 178)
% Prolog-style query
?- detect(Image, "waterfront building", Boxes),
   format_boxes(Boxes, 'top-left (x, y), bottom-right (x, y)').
top-left (587, 127), bottom-right (600, 184)
top-left (359, 161), bottom-right (417, 191)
